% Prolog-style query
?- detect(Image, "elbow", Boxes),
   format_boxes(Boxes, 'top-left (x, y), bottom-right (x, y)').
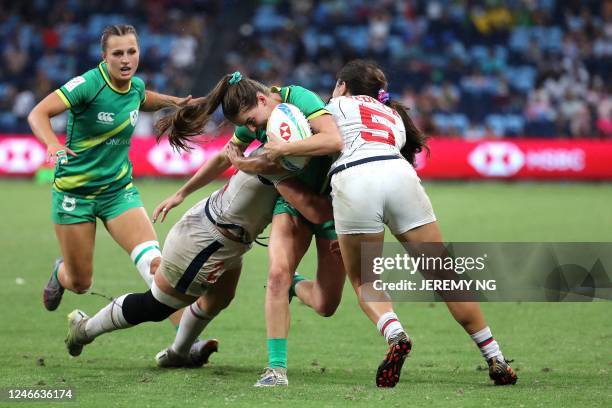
top-left (332, 137), bottom-right (343, 153)
top-left (27, 111), bottom-right (36, 129)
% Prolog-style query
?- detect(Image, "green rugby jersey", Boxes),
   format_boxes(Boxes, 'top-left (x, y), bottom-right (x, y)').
top-left (232, 85), bottom-right (333, 193)
top-left (53, 62), bottom-right (146, 197)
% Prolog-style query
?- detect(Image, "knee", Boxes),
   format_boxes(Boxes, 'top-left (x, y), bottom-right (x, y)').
top-left (150, 256), bottom-right (161, 275)
top-left (67, 273), bottom-right (93, 294)
top-left (199, 291), bottom-right (235, 316)
top-left (315, 302), bottom-right (339, 318)
top-left (267, 267), bottom-right (292, 296)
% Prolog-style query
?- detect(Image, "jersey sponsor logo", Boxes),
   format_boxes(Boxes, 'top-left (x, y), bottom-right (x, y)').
top-left (279, 122), bottom-right (292, 141)
top-left (124, 191), bottom-right (135, 202)
top-left (0, 138), bottom-right (46, 173)
top-left (130, 110), bottom-right (139, 126)
top-left (468, 142), bottom-right (525, 177)
top-left (97, 112), bottom-right (115, 123)
top-left (61, 195), bottom-right (77, 212)
top-left (64, 76), bottom-right (86, 92)
top-left (147, 140), bottom-right (206, 175)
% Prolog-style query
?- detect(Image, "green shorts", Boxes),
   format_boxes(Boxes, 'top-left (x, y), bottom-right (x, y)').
top-left (51, 184), bottom-right (144, 225)
top-left (272, 196), bottom-right (337, 240)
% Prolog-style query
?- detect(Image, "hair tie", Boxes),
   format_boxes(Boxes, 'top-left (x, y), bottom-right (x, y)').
top-left (229, 71), bottom-right (243, 85)
top-left (377, 88), bottom-right (390, 105)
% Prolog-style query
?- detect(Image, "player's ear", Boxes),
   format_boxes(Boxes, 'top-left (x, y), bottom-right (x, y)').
top-left (257, 93), bottom-right (267, 106)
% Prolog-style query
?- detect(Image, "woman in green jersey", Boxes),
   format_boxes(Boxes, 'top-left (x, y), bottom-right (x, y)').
top-left (155, 72), bottom-right (346, 387)
top-left (28, 24), bottom-right (200, 314)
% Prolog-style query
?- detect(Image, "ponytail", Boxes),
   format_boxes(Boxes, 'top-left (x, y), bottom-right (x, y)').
top-left (155, 72), bottom-right (268, 151)
top-left (388, 100), bottom-right (429, 166)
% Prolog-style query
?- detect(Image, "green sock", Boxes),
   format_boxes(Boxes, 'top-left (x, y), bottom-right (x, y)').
top-left (267, 338), bottom-right (287, 369)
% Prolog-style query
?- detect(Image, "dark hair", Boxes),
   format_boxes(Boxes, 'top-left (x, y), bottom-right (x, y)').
top-left (100, 24), bottom-right (139, 52)
top-left (336, 59), bottom-right (428, 166)
top-left (156, 74), bottom-right (268, 151)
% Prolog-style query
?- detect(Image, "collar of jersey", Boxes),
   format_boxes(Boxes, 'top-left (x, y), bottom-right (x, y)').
top-left (270, 86), bottom-right (289, 103)
top-left (98, 62), bottom-right (132, 94)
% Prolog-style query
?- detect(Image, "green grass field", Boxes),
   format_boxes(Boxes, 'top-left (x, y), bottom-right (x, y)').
top-left (1, 180), bottom-right (611, 407)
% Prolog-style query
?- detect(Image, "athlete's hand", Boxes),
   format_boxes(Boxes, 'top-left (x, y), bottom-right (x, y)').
top-left (264, 132), bottom-right (286, 161)
top-left (225, 143), bottom-right (244, 167)
top-left (152, 193), bottom-right (185, 224)
top-left (47, 143), bottom-right (77, 164)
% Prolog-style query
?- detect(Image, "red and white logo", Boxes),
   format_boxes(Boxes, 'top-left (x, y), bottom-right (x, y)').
top-left (0, 138), bottom-right (46, 174)
top-left (147, 141), bottom-right (207, 175)
top-left (279, 122), bottom-right (292, 141)
top-left (468, 142), bottom-right (525, 177)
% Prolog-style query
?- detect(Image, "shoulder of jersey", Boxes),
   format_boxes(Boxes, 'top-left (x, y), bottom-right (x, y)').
top-left (131, 75), bottom-right (145, 91)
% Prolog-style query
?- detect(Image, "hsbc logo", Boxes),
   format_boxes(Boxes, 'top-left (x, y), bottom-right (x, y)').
top-left (147, 141), bottom-right (206, 175)
top-left (279, 122), bottom-right (292, 141)
top-left (0, 138), bottom-right (46, 173)
top-left (97, 112), bottom-right (115, 123)
top-left (469, 142), bottom-right (525, 177)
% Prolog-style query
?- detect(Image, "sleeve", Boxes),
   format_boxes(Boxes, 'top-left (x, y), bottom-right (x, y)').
top-left (231, 126), bottom-right (256, 146)
top-left (325, 97), bottom-right (342, 118)
top-left (289, 86), bottom-right (330, 120)
top-left (132, 76), bottom-right (147, 105)
top-left (55, 69), bottom-right (99, 109)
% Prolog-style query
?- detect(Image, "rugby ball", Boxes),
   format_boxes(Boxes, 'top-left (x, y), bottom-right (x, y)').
top-left (266, 103), bottom-right (312, 171)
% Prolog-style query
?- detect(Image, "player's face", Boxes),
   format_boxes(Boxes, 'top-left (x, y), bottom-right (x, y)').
top-left (103, 34), bottom-right (140, 84)
top-left (233, 93), bottom-right (276, 132)
top-left (332, 80), bottom-right (348, 98)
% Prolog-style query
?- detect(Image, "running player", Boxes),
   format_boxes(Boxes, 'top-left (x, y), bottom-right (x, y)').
top-left (27, 25), bottom-right (200, 322)
top-left (264, 59), bottom-right (517, 387)
top-left (155, 71), bottom-right (346, 387)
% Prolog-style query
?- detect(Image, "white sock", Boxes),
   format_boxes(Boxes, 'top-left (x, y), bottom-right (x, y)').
top-left (376, 312), bottom-right (406, 343)
top-left (470, 326), bottom-right (503, 360)
top-left (130, 241), bottom-right (161, 288)
top-left (84, 294), bottom-right (133, 339)
top-left (171, 302), bottom-right (214, 355)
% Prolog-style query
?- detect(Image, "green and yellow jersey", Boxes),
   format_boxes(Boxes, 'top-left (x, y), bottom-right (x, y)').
top-left (53, 62), bottom-right (145, 197)
top-left (231, 85), bottom-right (333, 194)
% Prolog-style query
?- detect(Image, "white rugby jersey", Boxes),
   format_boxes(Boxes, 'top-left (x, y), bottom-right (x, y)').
top-left (207, 170), bottom-right (278, 243)
top-left (326, 95), bottom-right (406, 172)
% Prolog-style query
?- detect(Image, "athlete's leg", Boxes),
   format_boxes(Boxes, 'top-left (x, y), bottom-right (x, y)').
top-left (104, 207), bottom-right (182, 326)
top-left (293, 237), bottom-right (345, 317)
top-left (264, 214), bottom-right (311, 375)
top-left (338, 231), bottom-right (395, 323)
top-left (395, 221), bottom-right (516, 384)
top-left (54, 222), bottom-right (96, 293)
top-left (170, 267), bottom-right (241, 355)
top-left (104, 207), bottom-right (161, 282)
top-left (394, 221), bottom-right (487, 334)
top-left (338, 231), bottom-right (412, 388)
top-left (266, 214), bottom-right (312, 338)
top-left (65, 272), bottom-right (195, 356)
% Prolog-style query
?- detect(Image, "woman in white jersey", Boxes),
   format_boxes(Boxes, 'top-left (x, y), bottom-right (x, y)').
top-left (264, 60), bottom-right (517, 387)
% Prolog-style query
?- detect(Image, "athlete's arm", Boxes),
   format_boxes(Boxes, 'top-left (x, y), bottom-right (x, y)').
top-left (152, 140), bottom-right (246, 223)
top-left (27, 92), bottom-right (77, 161)
top-left (264, 114), bottom-right (342, 160)
top-left (140, 90), bottom-right (204, 112)
top-left (226, 143), bottom-right (285, 174)
top-left (276, 178), bottom-right (334, 224)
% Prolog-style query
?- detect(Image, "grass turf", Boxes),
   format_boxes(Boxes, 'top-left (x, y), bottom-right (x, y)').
top-left (0, 180), bottom-right (610, 407)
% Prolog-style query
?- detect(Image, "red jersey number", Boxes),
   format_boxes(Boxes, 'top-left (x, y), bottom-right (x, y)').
top-left (358, 104), bottom-right (396, 146)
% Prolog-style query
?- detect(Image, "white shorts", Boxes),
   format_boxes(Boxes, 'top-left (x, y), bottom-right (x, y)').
top-left (330, 158), bottom-right (436, 235)
top-left (158, 199), bottom-right (250, 297)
